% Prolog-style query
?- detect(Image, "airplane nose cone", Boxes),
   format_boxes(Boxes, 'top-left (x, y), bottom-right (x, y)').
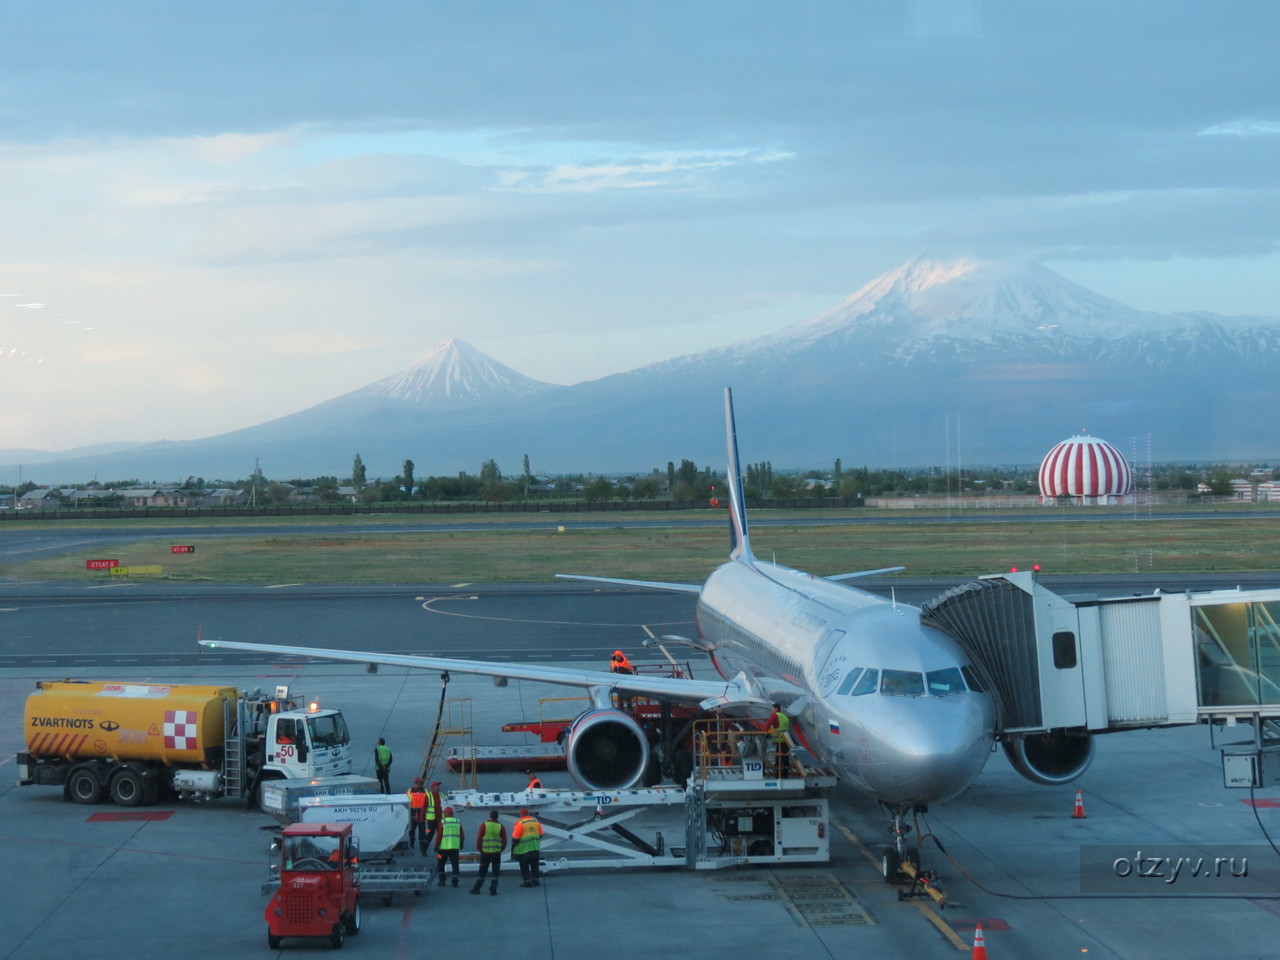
top-left (859, 695), bottom-right (994, 805)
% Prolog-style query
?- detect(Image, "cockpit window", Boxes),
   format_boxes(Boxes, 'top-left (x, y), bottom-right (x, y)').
top-left (850, 668), bottom-right (879, 696)
top-left (837, 668), bottom-right (865, 696)
top-left (925, 667), bottom-right (966, 696)
top-left (961, 665), bottom-right (986, 693)
top-left (880, 669), bottom-right (925, 697)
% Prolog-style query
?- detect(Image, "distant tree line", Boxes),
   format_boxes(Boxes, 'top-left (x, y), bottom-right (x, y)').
top-left (2, 456), bottom-right (1274, 506)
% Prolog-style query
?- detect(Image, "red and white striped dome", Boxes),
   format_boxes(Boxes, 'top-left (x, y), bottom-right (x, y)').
top-left (1038, 436), bottom-right (1131, 499)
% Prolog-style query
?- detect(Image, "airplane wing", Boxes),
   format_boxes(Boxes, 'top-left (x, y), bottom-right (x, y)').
top-left (555, 573), bottom-right (701, 594)
top-left (197, 639), bottom-right (762, 712)
top-left (826, 565), bottom-right (906, 582)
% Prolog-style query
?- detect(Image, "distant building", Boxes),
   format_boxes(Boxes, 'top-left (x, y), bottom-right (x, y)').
top-left (1038, 435), bottom-right (1131, 505)
top-left (17, 489), bottom-right (61, 509)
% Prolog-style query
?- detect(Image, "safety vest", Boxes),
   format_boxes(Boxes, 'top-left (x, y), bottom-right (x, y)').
top-left (438, 817), bottom-right (462, 851)
top-left (769, 711), bottom-right (791, 743)
top-left (512, 816), bottom-right (542, 855)
top-left (480, 819), bottom-right (504, 854)
top-left (424, 792), bottom-right (438, 820)
top-left (407, 789), bottom-right (426, 818)
top-left (374, 744), bottom-right (392, 767)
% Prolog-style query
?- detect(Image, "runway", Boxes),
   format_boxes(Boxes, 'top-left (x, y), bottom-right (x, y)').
top-left (4, 574), bottom-right (1280, 957)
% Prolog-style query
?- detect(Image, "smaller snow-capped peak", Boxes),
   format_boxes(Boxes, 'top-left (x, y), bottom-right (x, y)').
top-left (364, 339), bottom-right (554, 407)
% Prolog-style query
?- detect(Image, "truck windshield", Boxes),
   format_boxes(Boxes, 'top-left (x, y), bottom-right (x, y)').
top-left (306, 712), bottom-right (350, 747)
top-left (285, 834), bottom-right (341, 869)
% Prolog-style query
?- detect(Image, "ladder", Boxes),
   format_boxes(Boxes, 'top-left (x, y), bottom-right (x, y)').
top-left (222, 698), bottom-right (244, 797)
top-left (420, 697), bottom-right (477, 789)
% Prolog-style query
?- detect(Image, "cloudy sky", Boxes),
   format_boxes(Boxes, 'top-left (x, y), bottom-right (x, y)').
top-left (2, 1), bottom-right (1278, 452)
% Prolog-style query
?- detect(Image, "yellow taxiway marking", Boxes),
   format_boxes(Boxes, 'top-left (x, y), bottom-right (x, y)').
top-left (263, 583), bottom-right (304, 589)
top-left (833, 822), bottom-right (967, 951)
top-left (912, 900), bottom-right (968, 951)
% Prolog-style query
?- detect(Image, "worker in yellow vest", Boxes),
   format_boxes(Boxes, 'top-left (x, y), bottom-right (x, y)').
top-left (435, 806), bottom-right (464, 887)
top-left (512, 807), bottom-right (544, 887)
top-left (767, 703), bottom-right (792, 777)
top-left (421, 780), bottom-right (442, 854)
top-left (470, 809), bottom-right (508, 896)
top-left (373, 738), bottom-right (393, 792)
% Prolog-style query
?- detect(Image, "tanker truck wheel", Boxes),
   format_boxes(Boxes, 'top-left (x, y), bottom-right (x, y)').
top-left (267, 932), bottom-right (281, 949)
top-left (109, 768), bottom-right (145, 807)
top-left (329, 921), bottom-right (345, 949)
top-left (68, 766), bottom-right (105, 805)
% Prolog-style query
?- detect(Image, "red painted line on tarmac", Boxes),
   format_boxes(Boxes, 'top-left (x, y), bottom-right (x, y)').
top-left (1241, 798), bottom-right (1280, 808)
top-left (949, 917), bottom-right (1011, 931)
top-left (396, 902), bottom-right (416, 960)
top-left (88, 811), bottom-right (174, 822)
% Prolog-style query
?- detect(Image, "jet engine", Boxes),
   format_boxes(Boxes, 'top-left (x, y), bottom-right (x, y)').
top-left (564, 708), bottom-right (651, 790)
top-left (1003, 729), bottom-right (1095, 786)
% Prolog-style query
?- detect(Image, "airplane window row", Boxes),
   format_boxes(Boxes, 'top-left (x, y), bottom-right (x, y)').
top-left (835, 665), bottom-right (980, 698)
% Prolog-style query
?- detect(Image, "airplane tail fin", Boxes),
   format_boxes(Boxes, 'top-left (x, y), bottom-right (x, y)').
top-left (724, 388), bottom-right (754, 562)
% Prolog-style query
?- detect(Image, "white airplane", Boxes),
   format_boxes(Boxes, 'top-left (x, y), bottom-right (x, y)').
top-left (201, 388), bottom-right (1002, 875)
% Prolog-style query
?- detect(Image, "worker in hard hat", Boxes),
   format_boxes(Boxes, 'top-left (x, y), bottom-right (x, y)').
top-left (406, 779), bottom-right (428, 854)
top-left (422, 780), bottom-right (443, 853)
top-left (435, 806), bottom-right (464, 887)
top-left (512, 807), bottom-right (544, 888)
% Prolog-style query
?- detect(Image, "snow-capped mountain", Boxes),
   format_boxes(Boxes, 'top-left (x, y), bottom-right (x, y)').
top-left (353, 338), bottom-right (554, 408)
top-left (12, 259), bottom-right (1280, 483)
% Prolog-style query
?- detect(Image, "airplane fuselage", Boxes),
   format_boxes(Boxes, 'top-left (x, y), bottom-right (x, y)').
top-left (697, 558), bottom-right (996, 807)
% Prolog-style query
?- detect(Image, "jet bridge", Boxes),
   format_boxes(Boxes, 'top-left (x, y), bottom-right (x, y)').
top-left (921, 572), bottom-right (1280, 788)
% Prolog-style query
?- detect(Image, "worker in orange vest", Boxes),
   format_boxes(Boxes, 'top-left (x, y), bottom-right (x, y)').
top-left (406, 778), bottom-right (428, 854)
top-left (470, 808), bottom-right (508, 896)
top-left (610, 650), bottom-right (634, 674)
top-left (525, 769), bottom-right (542, 790)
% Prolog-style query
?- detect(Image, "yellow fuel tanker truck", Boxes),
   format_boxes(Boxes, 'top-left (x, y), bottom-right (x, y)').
top-left (17, 680), bottom-right (353, 807)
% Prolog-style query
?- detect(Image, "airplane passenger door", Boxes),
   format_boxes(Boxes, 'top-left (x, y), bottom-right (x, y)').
top-left (1036, 600), bottom-right (1088, 729)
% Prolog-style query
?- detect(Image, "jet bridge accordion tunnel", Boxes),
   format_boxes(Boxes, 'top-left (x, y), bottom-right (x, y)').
top-left (920, 572), bottom-right (1280, 788)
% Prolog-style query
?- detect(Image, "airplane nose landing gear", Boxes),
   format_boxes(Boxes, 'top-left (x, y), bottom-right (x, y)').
top-left (879, 806), bottom-right (916, 880)
top-left (881, 805), bottom-right (948, 907)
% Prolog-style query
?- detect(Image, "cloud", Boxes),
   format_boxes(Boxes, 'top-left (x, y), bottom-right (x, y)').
top-left (1199, 120), bottom-right (1280, 138)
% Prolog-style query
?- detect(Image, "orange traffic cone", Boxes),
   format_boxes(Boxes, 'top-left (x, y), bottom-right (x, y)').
top-left (1072, 788), bottom-right (1087, 819)
top-left (971, 923), bottom-right (988, 960)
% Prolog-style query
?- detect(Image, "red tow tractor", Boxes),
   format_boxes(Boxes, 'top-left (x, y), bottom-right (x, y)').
top-left (266, 822), bottom-right (361, 950)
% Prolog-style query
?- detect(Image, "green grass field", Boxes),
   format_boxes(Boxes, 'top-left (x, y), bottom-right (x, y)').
top-left (4, 510), bottom-right (1280, 583)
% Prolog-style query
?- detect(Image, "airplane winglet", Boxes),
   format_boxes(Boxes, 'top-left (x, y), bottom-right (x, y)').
top-left (724, 388), bottom-right (753, 562)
